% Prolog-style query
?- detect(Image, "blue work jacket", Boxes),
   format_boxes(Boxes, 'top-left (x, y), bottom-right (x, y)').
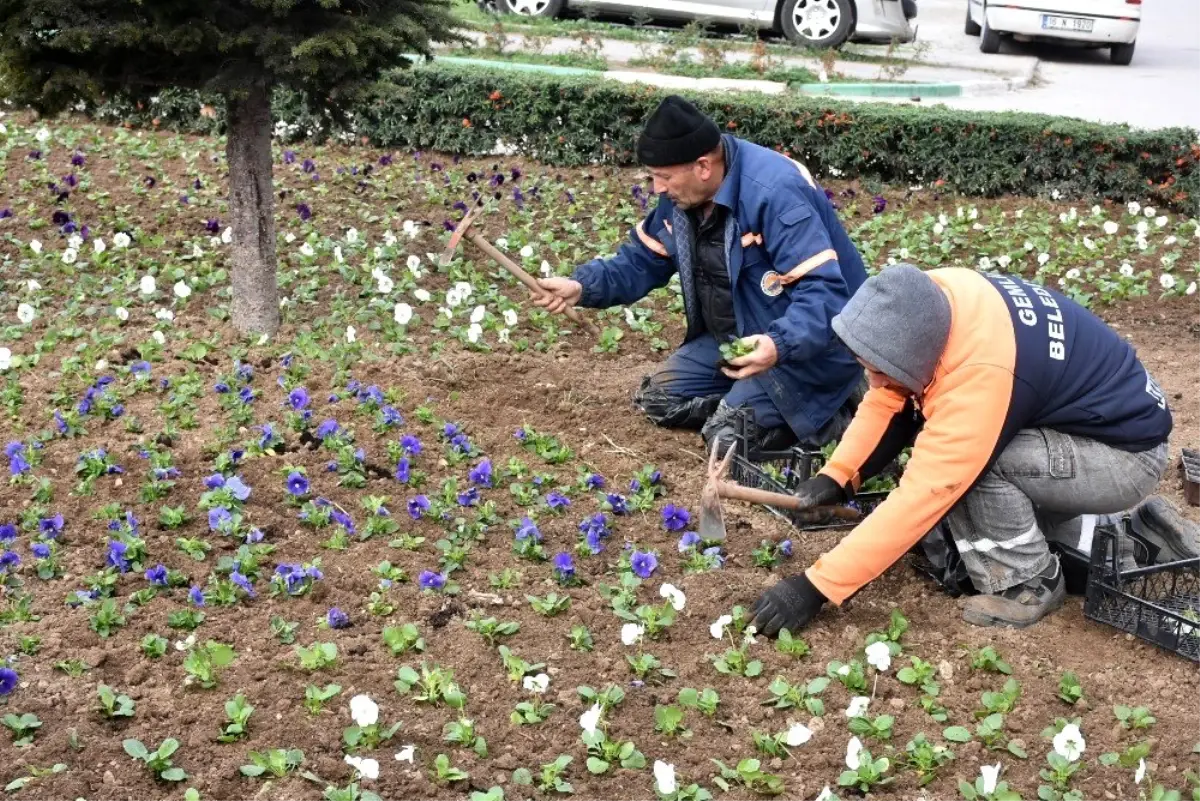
top-left (572, 134), bottom-right (868, 440)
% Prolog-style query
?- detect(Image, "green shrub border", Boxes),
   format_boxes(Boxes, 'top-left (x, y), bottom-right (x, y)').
top-left (90, 63), bottom-right (1198, 209)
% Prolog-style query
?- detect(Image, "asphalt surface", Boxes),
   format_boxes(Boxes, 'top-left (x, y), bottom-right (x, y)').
top-left (896, 0), bottom-right (1200, 130)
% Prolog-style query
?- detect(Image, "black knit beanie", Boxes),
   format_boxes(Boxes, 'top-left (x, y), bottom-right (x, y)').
top-left (636, 95), bottom-right (722, 167)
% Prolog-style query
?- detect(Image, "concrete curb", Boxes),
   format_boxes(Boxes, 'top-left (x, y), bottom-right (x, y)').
top-left (425, 53), bottom-right (1031, 98)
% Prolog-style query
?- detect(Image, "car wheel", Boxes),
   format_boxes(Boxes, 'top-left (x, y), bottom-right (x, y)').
top-left (781, 0), bottom-right (855, 49)
top-left (979, 9), bottom-right (1001, 53)
top-left (1110, 40), bottom-right (1136, 65)
top-left (964, 3), bottom-right (981, 35)
top-left (499, 0), bottom-right (563, 17)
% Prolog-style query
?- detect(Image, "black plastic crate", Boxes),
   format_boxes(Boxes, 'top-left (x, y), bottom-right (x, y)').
top-left (1083, 522), bottom-right (1200, 663)
top-left (724, 412), bottom-right (891, 530)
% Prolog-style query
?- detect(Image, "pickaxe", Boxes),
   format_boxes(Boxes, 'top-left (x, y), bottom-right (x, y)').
top-left (441, 204), bottom-right (599, 336)
top-left (699, 442), bottom-right (862, 541)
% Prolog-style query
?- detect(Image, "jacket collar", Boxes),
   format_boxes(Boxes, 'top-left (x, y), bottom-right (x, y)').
top-left (712, 135), bottom-right (742, 211)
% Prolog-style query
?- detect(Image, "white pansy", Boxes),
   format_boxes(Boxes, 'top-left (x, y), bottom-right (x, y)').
top-left (94, 238), bottom-right (107, 254)
top-left (498, 328), bottom-right (510, 344)
top-left (496, 237), bottom-right (509, 250)
top-left (1015, 208), bottom-right (1025, 218)
top-left (1135, 758), bottom-right (1146, 785)
top-left (1052, 723), bottom-right (1085, 762)
top-left (152, 331), bottom-right (166, 345)
top-left (1155, 215), bottom-right (1168, 228)
top-left (1128, 201), bottom-right (1141, 215)
top-left (653, 761), bottom-right (676, 796)
top-left (1103, 221), bottom-right (1119, 235)
top-left (26, 280), bottom-right (40, 292)
top-left (299, 242), bottom-right (315, 257)
top-left (864, 642), bottom-right (892, 671)
top-left (579, 703), bottom-right (602, 735)
top-left (1164, 235), bottom-right (1177, 246)
top-left (454, 281), bottom-right (473, 298)
top-left (1137, 220), bottom-right (1149, 236)
top-left (845, 736), bottom-right (864, 770)
top-left (173, 281), bottom-right (192, 299)
top-left (1144, 206), bottom-right (1156, 217)
top-left (1083, 236), bottom-right (1096, 250)
top-left (710, 614), bottom-right (733, 640)
top-left (1160, 273), bottom-right (1176, 290)
top-left (968, 207), bottom-right (978, 220)
top-left (1186, 281), bottom-right (1197, 296)
top-left (115, 307), bottom-right (129, 321)
top-left (784, 722), bottom-right (813, 746)
top-left (414, 288), bottom-right (431, 302)
top-left (522, 673), bottom-right (550, 694)
top-left (406, 255), bottom-right (423, 276)
top-left (470, 305), bottom-right (486, 324)
top-left (938, 213), bottom-right (949, 226)
top-left (140, 275), bottom-right (157, 294)
top-left (394, 303), bottom-right (414, 325)
top-left (659, 583), bottom-right (686, 611)
top-left (1024, 240), bottom-right (1034, 251)
top-left (0, 347), bottom-right (10, 371)
top-left (343, 755), bottom-right (379, 780)
top-left (346, 227), bottom-right (359, 243)
top-left (845, 696), bottom-right (871, 718)
top-left (445, 288), bottom-right (463, 308)
top-left (35, 127), bottom-right (50, 143)
top-left (383, 231), bottom-right (397, 247)
top-left (113, 232), bottom-right (131, 248)
top-left (837, 664), bottom-right (851, 677)
top-left (396, 745), bottom-right (415, 763)
top-left (30, 240), bottom-right (42, 254)
top-left (540, 260), bottom-right (553, 277)
top-left (68, 234), bottom-right (83, 249)
top-left (16, 303), bottom-right (35, 324)
top-left (816, 786), bottom-right (834, 801)
top-left (1069, 207), bottom-right (1078, 220)
top-left (620, 623), bottom-right (644, 646)
top-left (503, 309), bottom-right (518, 327)
top-left (1120, 263), bottom-right (1135, 277)
top-left (981, 763), bottom-right (1001, 795)
top-left (467, 323), bottom-right (482, 344)
top-left (376, 274), bottom-right (394, 294)
top-left (978, 256), bottom-right (991, 270)
top-left (1091, 205), bottom-right (1102, 216)
top-left (403, 219), bottom-right (419, 239)
top-left (519, 244), bottom-right (534, 259)
top-left (221, 226), bottom-right (232, 244)
top-left (95, 359), bottom-right (108, 372)
top-left (284, 232), bottom-right (296, 243)
top-left (1066, 268), bottom-right (1082, 280)
top-left (997, 255), bottom-right (1012, 269)
top-left (346, 326), bottom-right (357, 343)
top-left (350, 694), bottom-right (379, 727)
top-left (155, 309), bottom-right (175, 322)
top-left (933, 223), bottom-right (944, 236)
top-left (334, 246), bottom-right (344, 264)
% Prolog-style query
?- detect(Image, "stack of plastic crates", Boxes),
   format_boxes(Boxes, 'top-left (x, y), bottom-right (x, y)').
top-left (1083, 520), bottom-right (1200, 663)
top-left (724, 411), bottom-right (892, 531)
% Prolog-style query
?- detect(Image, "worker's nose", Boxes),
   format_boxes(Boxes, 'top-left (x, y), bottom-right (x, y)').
top-left (652, 178), bottom-right (667, 195)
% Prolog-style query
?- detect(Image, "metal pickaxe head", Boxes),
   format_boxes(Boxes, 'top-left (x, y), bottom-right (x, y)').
top-left (440, 203), bottom-right (484, 267)
top-left (699, 441), bottom-right (737, 542)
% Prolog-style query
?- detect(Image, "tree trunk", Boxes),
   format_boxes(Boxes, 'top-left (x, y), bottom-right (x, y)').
top-left (225, 83), bottom-right (280, 338)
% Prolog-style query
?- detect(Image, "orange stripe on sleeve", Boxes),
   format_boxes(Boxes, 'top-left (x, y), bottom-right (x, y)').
top-left (635, 221), bottom-right (668, 257)
top-left (780, 249), bottom-right (837, 285)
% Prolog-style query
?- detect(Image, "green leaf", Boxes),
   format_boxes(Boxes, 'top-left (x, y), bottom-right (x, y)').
top-left (512, 768), bottom-right (532, 786)
top-left (586, 757), bottom-right (609, 775)
top-left (123, 739), bottom-right (149, 759)
top-left (1008, 742), bottom-right (1028, 759)
top-left (943, 726), bottom-right (972, 743)
top-left (745, 660), bottom-right (763, 677)
top-left (161, 768), bottom-right (187, 782)
top-left (5, 777), bottom-right (32, 792)
top-left (959, 780), bottom-right (978, 800)
top-left (240, 765), bottom-right (266, 777)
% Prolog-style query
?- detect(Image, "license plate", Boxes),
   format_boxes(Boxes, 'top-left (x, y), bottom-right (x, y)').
top-left (1041, 14), bottom-right (1094, 32)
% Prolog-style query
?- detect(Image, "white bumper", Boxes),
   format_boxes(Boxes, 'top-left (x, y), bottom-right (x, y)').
top-left (986, 7), bottom-right (1139, 44)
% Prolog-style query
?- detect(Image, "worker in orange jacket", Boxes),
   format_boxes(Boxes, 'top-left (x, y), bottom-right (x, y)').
top-left (751, 265), bottom-right (1197, 632)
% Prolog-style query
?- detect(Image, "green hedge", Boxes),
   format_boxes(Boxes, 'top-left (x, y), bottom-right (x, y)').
top-left (92, 63), bottom-right (1199, 208)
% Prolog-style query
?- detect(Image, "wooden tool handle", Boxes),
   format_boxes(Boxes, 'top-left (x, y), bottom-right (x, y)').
top-left (469, 232), bottom-right (600, 336)
top-left (715, 480), bottom-right (861, 520)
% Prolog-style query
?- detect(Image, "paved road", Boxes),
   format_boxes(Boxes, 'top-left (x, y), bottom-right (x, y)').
top-left (902, 0), bottom-right (1200, 130)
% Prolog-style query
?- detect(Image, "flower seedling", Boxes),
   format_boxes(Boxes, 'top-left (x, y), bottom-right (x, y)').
top-left (470, 788), bottom-right (505, 801)
top-left (653, 759), bottom-right (711, 801)
top-left (489, 568), bottom-right (521, 589)
top-left (903, 733), bottom-right (954, 786)
top-left (168, 608), bottom-right (206, 631)
top-left (1114, 704), bottom-right (1156, 730)
top-left (678, 687), bottom-right (721, 718)
top-left (753, 722), bottom-right (813, 757)
top-left (710, 640), bottom-right (762, 678)
top-left (182, 641), bottom-right (236, 688)
top-left (444, 717), bottom-right (488, 757)
top-left (718, 338), bottom-right (757, 363)
top-left (123, 737), bottom-right (187, 781)
top-left (96, 683), bottom-right (135, 718)
top-left (839, 736), bottom-right (893, 793)
top-left (978, 678), bottom-right (1022, 717)
top-left (382, 623), bottom-right (426, 654)
top-left (567, 625), bottom-right (594, 651)
top-left (1057, 671), bottom-right (1084, 705)
top-left (537, 755), bottom-right (574, 794)
top-left (1039, 751), bottom-right (1084, 801)
top-left (897, 656), bottom-right (941, 695)
top-left (654, 704), bottom-right (691, 738)
top-left (395, 663), bottom-right (465, 707)
top-left (970, 646), bottom-right (1013, 675)
top-left (583, 727), bottom-right (648, 775)
top-left (763, 676), bottom-right (829, 716)
top-left (431, 753), bottom-right (470, 785)
top-left (827, 660), bottom-right (869, 693)
top-left (89, 598), bottom-right (126, 638)
top-left (750, 539), bottom-right (793, 568)
top-left (270, 616), bottom-right (300, 645)
top-left (849, 714), bottom-right (896, 742)
top-left (711, 757), bottom-right (786, 796)
top-left (240, 748), bottom-right (304, 778)
top-left (295, 642), bottom-right (338, 672)
top-left (578, 684), bottom-right (626, 713)
top-left (775, 628), bottom-right (810, 658)
top-left (527, 592), bottom-right (571, 617)
top-left (958, 762), bottom-right (1020, 801)
top-left (216, 694), bottom-right (254, 743)
top-left (865, 608), bottom-right (910, 654)
top-left (511, 695), bottom-right (556, 725)
top-left (3, 713), bottom-right (42, 746)
top-left (2, 763), bottom-right (67, 793)
top-left (497, 646), bottom-right (546, 684)
top-left (304, 683), bottom-right (342, 715)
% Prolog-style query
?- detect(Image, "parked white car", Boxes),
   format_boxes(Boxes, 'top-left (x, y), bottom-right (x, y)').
top-left (493, 0), bottom-right (918, 49)
top-left (965, 0), bottom-right (1140, 64)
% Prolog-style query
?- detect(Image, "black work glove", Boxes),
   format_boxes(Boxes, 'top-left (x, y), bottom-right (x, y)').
top-left (794, 473), bottom-right (848, 509)
top-left (751, 572), bottom-right (828, 637)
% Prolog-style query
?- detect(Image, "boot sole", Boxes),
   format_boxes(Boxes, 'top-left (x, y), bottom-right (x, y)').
top-left (962, 584), bottom-right (1066, 629)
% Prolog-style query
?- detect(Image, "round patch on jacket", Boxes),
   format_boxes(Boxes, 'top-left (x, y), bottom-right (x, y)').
top-left (760, 271), bottom-right (783, 297)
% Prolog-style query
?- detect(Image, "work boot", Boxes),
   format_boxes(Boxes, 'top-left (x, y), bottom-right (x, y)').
top-left (701, 401), bottom-right (797, 460)
top-left (962, 559), bottom-right (1066, 629)
top-left (1129, 495), bottom-right (1200, 564)
top-left (632, 378), bottom-right (721, 431)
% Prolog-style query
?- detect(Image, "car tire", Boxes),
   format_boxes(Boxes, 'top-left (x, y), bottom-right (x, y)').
top-left (498, 0), bottom-right (563, 18)
top-left (1110, 40), bottom-right (1136, 65)
top-left (979, 9), bottom-right (1002, 53)
top-left (780, 0), bottom-right (855, 49)
top-left (964, 4), bottom-right (981, 35)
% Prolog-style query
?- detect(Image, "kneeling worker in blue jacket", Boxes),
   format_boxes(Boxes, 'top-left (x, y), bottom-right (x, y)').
top-left (536, 95), bottom-right (869, 454)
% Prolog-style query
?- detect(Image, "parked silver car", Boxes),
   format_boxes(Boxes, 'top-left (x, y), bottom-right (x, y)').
top-left (494, 0), bottom-right (917, 48)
